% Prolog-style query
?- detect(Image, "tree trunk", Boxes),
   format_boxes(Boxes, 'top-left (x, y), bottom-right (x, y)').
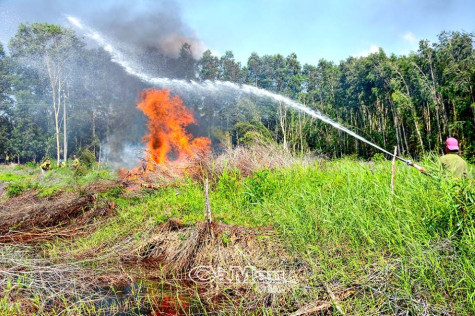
top-left (53, 83), bottom-right (61, 166)
top-left (45, 52), bottom-right (62, 166)
top-left (57, 77), bottom-right (63, 166)
top-left (63, 82), bottom-right (68, 162)
top-left (298, 112), bottom-right (303, 155)
top-left (92, 109), bottom-right (96, 156)
top-left (391, 102), bottom-right (401, 155)
top-left (278, 103), bottom-right (288, 151)
top-left (435, 105), bottom-right (443, 149)
top-left (413, 113), bottom-right (424, 151)
top-left (441, 101), bottom-right (450, 136)
top-left (425, 102), bottom-right (431, 150)
top-left (401, 118), bottom-right (410, 155)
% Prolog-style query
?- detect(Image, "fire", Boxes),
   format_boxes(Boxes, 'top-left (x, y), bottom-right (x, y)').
top-left (137, 89), bottom-right (211, 167)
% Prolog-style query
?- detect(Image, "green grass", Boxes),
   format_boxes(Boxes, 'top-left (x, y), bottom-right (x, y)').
top-left (0, 172), bottom-right (26, 182)
top-left (2, 157), bottom-right (473, 314)
top-left (0, 163), bottom-right (116, 198)
top-left (49, 157), bottom-right (474, 314)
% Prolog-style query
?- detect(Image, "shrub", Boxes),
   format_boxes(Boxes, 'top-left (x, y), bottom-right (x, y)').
top-left (74, 165), bottom-right (87, 177)
top-left (0, 173), bottom-right (23, 182)
top-left (7, 182), bottom-right (26, 197)
top-left (25, 161), bottom-right (37, 168)
top-left (372, 153), bottom-right (386, 162)
top-left (233, 121), bottom-right (273, 145)
top-left (78, 149), bottom-right (96, 168)
top-left (244, 169), bottom-right (277, 204)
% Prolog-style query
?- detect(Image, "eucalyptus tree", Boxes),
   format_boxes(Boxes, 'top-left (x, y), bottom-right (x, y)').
top-left (219, 51), bottom-right (241, 82)
top-left (0, 43), bottom-right (13, 156)
top-left (9, 23), bottom-right (83, 165)
top-left (198, 49), bottom-right (219, 81)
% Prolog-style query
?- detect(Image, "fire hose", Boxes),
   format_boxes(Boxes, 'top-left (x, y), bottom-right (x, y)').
top-left (396, 156), bottom-right (425, 173)
top-left (393, 155), bottom-right (437, 178)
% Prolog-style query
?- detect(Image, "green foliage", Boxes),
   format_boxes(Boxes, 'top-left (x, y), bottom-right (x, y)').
top-left (372, 152), bottom-right (386, 162)
top-left (6, 182), bottom-right (27, 197)
top-left (102, 186), bottom-right (125, 199)
top-left (233, 120), bottom-right (273, 146)
top-left (244, 169), bottom-right (277, 204)
top-left (78, 149), bottom-right (96, 168)
top-left (0, 163), bottom-right (115, 199)
top-left (24, 161), bottom-right (36, 168)
top-left (6, 180), bottom-right (38, 197)
top-left (0, 172), bottom-right (24, 182)
top-left (425, 178), bottom-right (475, 237)
top-left (220, 231), bottom-right (231, 246)
top-left (37, 186), bottom-right (60, 197)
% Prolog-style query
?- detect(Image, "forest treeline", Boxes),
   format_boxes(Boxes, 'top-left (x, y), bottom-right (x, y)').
top-left (0, 23), bottom-right (474, 165)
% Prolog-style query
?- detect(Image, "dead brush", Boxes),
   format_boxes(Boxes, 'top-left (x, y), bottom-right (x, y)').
top-left (0, 243), bottom-right (132, 315)
top-left (132, 144), bottom-right (313, 188)
top-left (188, 143), bottom-right (315, 182)
top-left (122, 218), bottom-right (311, 310)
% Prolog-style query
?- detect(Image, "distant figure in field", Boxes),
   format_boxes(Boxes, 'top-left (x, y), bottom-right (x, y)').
top-left (5, 154), bottom-right (9, 165)
top-left (440, 137), bottom-right (468, 178)
top-left (72, 155), bottom-right (80, 169)
top-left (40, 158), bottom-right (52, 174)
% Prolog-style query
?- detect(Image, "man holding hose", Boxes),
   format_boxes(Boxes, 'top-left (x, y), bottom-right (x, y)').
top-left (440, 137), bottom-right (468, 178)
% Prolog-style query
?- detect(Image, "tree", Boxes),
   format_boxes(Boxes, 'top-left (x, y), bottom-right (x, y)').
top-left (175, 43), bottom-right (196, 80)
top-left (9, 23), bottom-right (83, 165)
top-left (247, 53), bottom-right (263, 86)
top-left (198, 50), bottom-right (219, 81)
top-left (0, 43), bottom-right (13, 156)
top-left (219, 51), bottom-right (241, 82)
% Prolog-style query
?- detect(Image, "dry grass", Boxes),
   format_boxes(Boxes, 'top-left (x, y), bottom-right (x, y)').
top-left (0, 243), bottom-right (131, 315)
top-left (205, 144), bottom-right (314, 178)
top-left (138, 144), bottom-right (315, 187)
top-left (121, 218), bottom-right (312, 312)
top-left (0, 182), bottom-right (117, 236)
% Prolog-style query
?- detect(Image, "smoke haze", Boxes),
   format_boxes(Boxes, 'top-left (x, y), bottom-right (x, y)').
top-left (0, 0), bottom-right (207, 58)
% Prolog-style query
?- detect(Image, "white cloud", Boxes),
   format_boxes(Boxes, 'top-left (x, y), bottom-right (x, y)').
top-left (402, 32), bottom-right (417, 45)
top-left (352, 44), bottom-right (380, 58)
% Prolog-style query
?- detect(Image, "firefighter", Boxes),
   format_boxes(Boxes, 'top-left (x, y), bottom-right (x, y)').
top-left (72, 155), bottom-right (80, 169)
top-left (440, 137), bottom-right (468, 178)
top-left (59, 159), bottom-right (66, 168)
top-left (40, 158), bottom-right (52, 173)
top-left (5, 154), bottom-right (9, 165)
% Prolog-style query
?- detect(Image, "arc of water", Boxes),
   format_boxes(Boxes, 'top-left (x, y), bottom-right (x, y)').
top-left (66, 15), bottom-right (395, 158)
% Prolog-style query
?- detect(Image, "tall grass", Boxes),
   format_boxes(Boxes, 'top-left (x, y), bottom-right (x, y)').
top-left (54, 155), bottom-right (474, 314)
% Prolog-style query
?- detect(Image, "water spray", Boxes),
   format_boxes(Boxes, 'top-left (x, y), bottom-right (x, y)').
top-left (66, 15), bottom-right (427, 174)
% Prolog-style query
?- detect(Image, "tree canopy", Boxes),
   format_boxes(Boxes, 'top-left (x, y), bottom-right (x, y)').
top-left (1, 23), bottom-right (474, 164)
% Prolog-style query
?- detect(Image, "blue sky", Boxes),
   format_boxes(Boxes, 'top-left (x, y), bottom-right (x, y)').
top-left (0, 0), bottom-right (474, 65)
top-left (177, 0), bottom-right (475, 64)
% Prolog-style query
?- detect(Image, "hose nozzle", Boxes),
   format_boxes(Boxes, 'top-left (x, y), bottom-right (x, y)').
top-left (400, 158), bottom-right (425, 173)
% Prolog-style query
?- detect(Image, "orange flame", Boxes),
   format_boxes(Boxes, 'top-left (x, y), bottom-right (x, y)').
top-left (137, 89), bottom-right (211, 167)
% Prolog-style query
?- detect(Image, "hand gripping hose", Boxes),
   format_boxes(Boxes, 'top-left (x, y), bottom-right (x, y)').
top-left (396, 157), bottom-right (425, 173)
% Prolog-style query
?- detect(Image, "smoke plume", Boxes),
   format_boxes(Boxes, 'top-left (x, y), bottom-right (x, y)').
top-left (0, 0), bottom-right (207, 59)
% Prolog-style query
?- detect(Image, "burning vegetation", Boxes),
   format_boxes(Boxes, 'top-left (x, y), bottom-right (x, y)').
top-left (137, 89), bottom-right (210, 167)
top-left (120, 89), bottom-right (211, 186)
